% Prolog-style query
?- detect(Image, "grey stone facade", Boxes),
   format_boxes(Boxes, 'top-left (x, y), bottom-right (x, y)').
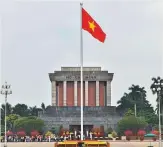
top-left (38, 106), bottom-right (122, 132)
top-left (49, 67), bottom-right (113, 106)
top-left (40, 67), bottom-right (121, 132)
top-left (49, 70), bottom-right (113, 82)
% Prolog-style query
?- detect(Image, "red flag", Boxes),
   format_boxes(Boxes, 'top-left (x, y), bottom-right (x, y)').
top-left (82, 8), bottom-right (106, 43)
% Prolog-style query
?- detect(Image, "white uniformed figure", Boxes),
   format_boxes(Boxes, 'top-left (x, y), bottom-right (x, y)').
top-left (90, 132), bottom-right (92, 140)
top-left (86, 131), bottom-right (88, 137)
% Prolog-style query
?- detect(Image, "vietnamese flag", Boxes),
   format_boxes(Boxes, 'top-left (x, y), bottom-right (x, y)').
top-left (82, 8), bottom-right (106, 43)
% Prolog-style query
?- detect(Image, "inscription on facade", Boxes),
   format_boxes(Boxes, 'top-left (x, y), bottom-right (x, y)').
top-left (65, 75), bottom-right (96, 80)
top-left (61, 67), bottom-right (101, 72)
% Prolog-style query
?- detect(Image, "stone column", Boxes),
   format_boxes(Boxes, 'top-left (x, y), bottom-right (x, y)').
top-left (63, 81), bottom-right (67, 106)
top-left (51, 81), bottom-right (56, 106)
top-left (106, 81), bottom-right (111, 106)
top-left (96, 81), bottom-right (99, 106)
top-left (57, 85), bottom-right (59, 106)
top-left (74, 81), bottom-right (78, 106)
top-left (85, 81), bottom-right (88, 106)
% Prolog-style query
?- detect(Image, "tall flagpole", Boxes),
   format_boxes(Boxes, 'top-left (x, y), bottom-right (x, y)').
top-left (80, 2), bottom-right (84, 141)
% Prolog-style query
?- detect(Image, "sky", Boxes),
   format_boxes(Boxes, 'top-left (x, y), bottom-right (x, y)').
top-left (0, 0), bottom-right (163, 108)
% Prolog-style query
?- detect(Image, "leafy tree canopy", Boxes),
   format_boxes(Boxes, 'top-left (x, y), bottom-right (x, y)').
top-left (14, 117), bottom-right (44, 135)
top-left (6, 114), bottom-right (19, 130)
top-left (124, 109), bottom-right (134, 117)
top-left (0, 102), bottom-right (47, 125)
top-left (116, 85), bottom-right (157, 125)
top-left (117, 115), bottom-right (147, 135)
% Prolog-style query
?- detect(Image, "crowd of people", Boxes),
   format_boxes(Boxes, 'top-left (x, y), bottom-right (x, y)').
top-left (0, 134), bottom-right (87, 142)
top-left (1, 135), bottom-right (64, 142)
top-left (0, 130), bottom-right (110, 142)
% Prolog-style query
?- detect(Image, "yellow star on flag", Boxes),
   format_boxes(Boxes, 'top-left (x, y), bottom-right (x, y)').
top-left (88, 21), bottom-right (96, 32)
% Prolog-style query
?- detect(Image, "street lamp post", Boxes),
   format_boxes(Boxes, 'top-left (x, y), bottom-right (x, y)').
top-left (0, 82), bottom-right (12, 147)
top-left (158, 89), bottom-right (162, 147)
top-left (151, 77), bottom-right (163, 147)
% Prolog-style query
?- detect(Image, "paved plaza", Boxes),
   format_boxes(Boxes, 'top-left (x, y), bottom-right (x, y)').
top-left (1, 142), bottom-right (162, 147)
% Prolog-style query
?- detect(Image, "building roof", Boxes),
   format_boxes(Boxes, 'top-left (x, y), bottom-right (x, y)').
top-left (49, 66), bottom-right (114, 82)
top-left (61, 67), bottom-right (101, 72)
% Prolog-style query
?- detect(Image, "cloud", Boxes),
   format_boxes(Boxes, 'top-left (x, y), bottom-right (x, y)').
top-left (144, 1), bottom-right (163, 20)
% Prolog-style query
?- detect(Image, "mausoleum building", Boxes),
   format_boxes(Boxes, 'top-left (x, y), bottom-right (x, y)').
top-left (38, 67), bottom-right (121, 133)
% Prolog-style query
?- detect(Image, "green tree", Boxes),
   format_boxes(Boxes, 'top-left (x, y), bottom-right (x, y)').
top-left (128, 85), bottom-right (155, 116)
top-left (1, 103), bottom-right (13, 125)
top-left (117, 93), bottom-right (130, 113)
top-left (6, 114), bottom-right (19, 130)
top-left (124, 105), bottom-right (157, 125)
top-left (137, 110), bottom-right (158, 125)
top-left (150, 77), bottom-right (163, 122)
top-left (117, 115), bottom-right (147, 135)
top-left (1, 103), bottom-right (12, 115)
top-left (1, 107), bottom-right (5, 125)
top-left (29, 106), bottom-right (42, 116)
top-left (14, 117), bottom-right (44, 134)
top-left (127, 85), bottom-right (147, 113)
top-left (124, 109), bottom-right (134, 117)
top-left (13, 104), bottom-right (29, 117)
top-left (1, 125), bottom-right (5, 136)
top-left (41, 103), bottom-right (46, 111)
top-left (116, 85), bottom-right (156, 125)
top-left (117, 85), bottom-right (151, 113)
